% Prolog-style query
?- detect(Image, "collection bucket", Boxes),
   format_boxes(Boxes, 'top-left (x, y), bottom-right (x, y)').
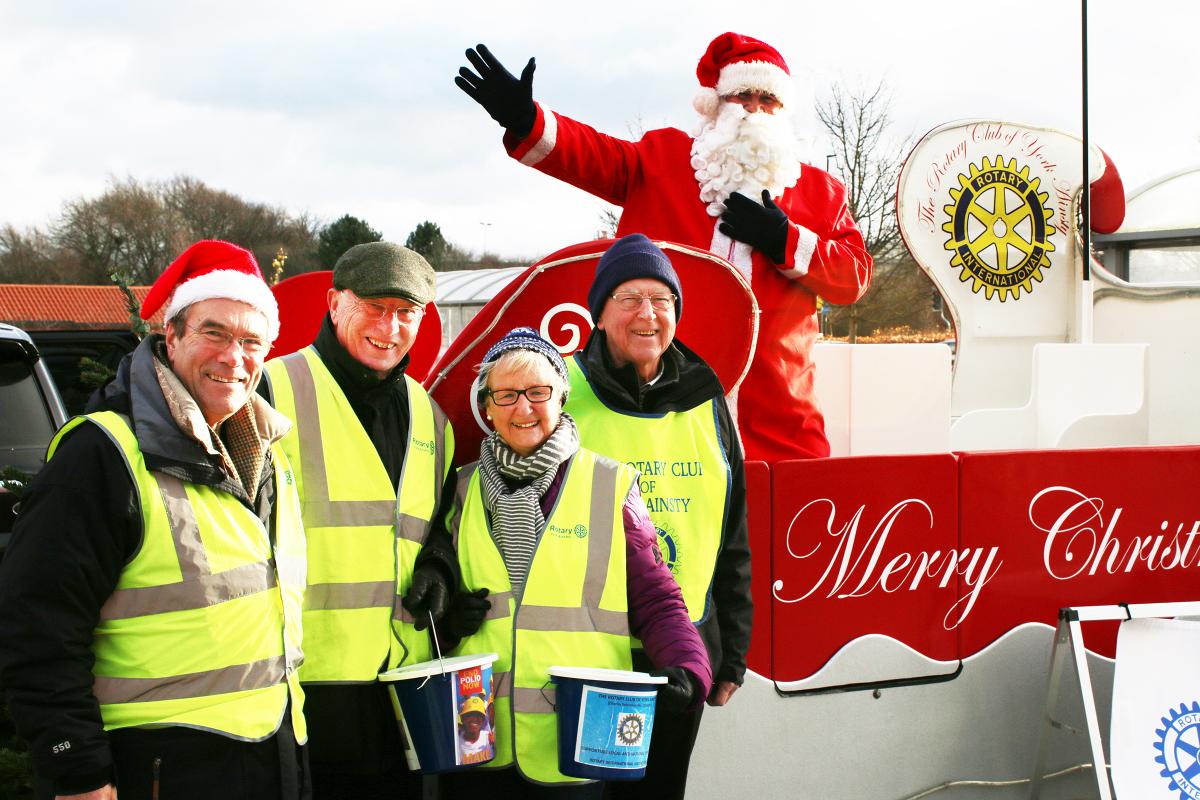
top-left (379, 653), bottom-right (499, 773)
top-left (548, 666), bottom-right (668, 780)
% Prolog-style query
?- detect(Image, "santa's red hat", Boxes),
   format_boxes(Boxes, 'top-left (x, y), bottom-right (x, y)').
top-left (140, 240), bottom-right (280, 340)
top-left (693, 32), bottom-right (793, 118)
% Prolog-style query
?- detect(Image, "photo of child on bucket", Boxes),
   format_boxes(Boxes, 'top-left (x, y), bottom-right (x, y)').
top-left (454, 666), bottom-right (496, 765)
top-left (457, 694), bottom-right (494, 764)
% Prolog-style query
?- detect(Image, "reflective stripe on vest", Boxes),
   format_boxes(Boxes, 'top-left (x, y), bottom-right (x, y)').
top-left (566, 355), bottom-right (731, 623)
top-left (266, 347), bottom-right (452, 681)
top-left (449, 449), bottom-right (634, 784)
top-left (48, 412), bottom-right (309, 743)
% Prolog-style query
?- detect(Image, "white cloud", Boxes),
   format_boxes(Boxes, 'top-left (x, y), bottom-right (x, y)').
top-left (1, 0), bottom-right (1197, 258)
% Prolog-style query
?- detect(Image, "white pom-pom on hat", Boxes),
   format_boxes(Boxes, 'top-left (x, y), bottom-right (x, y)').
top-left (693, 87), bottom-right (721, 119)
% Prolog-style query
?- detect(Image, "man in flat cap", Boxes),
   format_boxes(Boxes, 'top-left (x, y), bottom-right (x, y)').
top-left (264, 242), bottom-right (458, 798)
top-left (0, 240), bottom-right (309, 799)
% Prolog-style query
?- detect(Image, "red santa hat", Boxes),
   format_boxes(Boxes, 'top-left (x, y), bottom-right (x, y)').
top-left (693, 32), bottom-right (793, 118)
top-left (140, 240), bottom-right (280, 340)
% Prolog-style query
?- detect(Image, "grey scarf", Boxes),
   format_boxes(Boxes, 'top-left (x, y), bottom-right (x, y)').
top-left (478, 413), bottom-right (580, 597)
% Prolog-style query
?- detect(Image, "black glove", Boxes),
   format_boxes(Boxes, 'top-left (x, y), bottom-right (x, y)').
top-left (444, 588), bottom-right (492, 640)
top-left (455, 44), bottom-right (537, 138)
top-left (651, 666), bottom-right (697, 715)
top-left (719, 189), bottom-right (790, 265)
top-left (401, 563), bottom-right (450, 631)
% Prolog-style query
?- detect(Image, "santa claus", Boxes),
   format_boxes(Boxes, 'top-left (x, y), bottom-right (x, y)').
top-left (456, 33), bottom-right (872, 462)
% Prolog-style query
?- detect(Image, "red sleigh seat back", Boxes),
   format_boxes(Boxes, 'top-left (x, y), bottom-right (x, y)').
top-left (425, 238), bottom-right (759, 466)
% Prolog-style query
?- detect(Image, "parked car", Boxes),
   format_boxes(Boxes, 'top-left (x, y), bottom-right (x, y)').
top-left (28, 328), bottom-right (139, 416)
top-left (0, 324), bottom-right (68, 557)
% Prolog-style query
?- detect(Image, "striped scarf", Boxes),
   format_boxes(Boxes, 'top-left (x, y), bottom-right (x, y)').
top-left (478, 413), bottom-right (580, 598)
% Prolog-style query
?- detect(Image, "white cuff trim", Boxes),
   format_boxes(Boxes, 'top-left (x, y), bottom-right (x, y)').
top-left (519, 108), bottom-right (557, 167)
top-left (778, 224), bottom-right (818, 279)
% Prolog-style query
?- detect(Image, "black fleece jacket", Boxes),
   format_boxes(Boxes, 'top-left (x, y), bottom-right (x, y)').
top-left (575, 331), bottom-right (752, 686)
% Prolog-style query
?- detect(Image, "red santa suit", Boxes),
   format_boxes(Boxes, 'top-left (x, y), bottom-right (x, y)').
top-left (505, 103), bottom-right (872, 462)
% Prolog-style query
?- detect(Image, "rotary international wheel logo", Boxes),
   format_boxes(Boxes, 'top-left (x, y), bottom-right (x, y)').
top-left (1155, 701), bottom-right (1200, 799)
top-left (615, 712), bottom-right (645, 746)
top-left (941, 155), bottom-right (1055, 302)
top-left (656, 525), bottom-right (683, 576)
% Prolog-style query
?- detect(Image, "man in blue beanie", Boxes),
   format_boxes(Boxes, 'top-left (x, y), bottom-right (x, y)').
top-left (566, 233), bottom-right (751, 800)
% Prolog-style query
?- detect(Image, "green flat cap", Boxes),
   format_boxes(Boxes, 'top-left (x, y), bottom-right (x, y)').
top-left (332, 242), bottom-right (436, 305)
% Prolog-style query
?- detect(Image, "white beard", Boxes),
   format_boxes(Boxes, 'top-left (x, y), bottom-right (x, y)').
top-left (690, 102), bottom-right (803, 217)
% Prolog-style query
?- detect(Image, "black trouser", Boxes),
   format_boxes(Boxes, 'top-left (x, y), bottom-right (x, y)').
top-left (441, 767), bottom-right (605, 800)
top-left (34, 711), bottom-right (311, 800)
top-left (305, 682), bottom-right (432, 799)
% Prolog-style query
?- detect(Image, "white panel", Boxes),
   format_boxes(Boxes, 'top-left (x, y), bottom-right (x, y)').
top-left (847, 344), bottom-right (951, 455)
top-left (811, 343), bottom-right (852, 457)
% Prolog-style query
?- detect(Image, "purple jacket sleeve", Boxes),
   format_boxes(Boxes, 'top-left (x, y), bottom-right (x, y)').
top-left (622, 482), bottom-right (713, 707)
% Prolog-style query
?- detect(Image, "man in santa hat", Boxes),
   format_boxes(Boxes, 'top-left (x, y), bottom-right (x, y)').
top-left (0, 241), bottom-right (309, 800)
top-left (456, 32), bottom-right (872, 462)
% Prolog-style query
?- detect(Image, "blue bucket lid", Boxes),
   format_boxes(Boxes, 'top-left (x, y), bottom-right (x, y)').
top-left (547, 666), bottom-right (667, 684)
top-left (378, 653), bottom-right (499, 682)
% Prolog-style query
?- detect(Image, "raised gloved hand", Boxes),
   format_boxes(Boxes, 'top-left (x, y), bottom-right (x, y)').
top-left (401, 563), bottom-right (451, 631)
top-left (444, 587), bottom-right (492, 640)
top-left (719, 189), bottom-right (790, 265)
top-left (651, 666), bottom-right (698, 714)
top-left (455, 44), bottom-right (537, 138)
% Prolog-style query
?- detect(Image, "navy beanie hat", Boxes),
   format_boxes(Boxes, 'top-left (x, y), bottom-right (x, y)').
top-left (587, 234), bottom-right (683, 322)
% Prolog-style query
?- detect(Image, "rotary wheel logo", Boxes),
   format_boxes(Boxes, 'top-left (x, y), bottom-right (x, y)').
top-left (1155, 701), bottom-right (1200, 799)
top-left (942, 155), bottom-right (1055, 302)
top-left (615, 712), bottom-right (645, 746)
top-left (656, 526), bottom-right (682, 577)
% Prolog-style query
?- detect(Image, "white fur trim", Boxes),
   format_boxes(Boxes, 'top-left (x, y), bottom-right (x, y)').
top-left (693, 87), bottom-right (720, 118)
top-left (778, 224), bottom-right (818, 279)
top-left (716, 60), bottom-right (794, 107)
top-left (709, 221), bottom-right (754, 281)
top-left (519, 107), bottom-right (558, 167)
top-left (164, 269), bottom-right (280, 340)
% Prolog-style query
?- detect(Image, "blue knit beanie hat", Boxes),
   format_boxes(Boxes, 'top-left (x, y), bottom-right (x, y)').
top-left (480, 325), bottom-right (569, 395)
top-left (587, 234), bottom-right (682, 322)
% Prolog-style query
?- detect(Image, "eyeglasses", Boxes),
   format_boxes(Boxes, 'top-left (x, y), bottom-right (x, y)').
top-left (486, 385), bottom-right (554, 406)
top-left (188, 325), bottom-right (269, 357)
top-left (610, 292), bottom-right (677, 312)
top-left (351, 295), bottom-right (424, 324)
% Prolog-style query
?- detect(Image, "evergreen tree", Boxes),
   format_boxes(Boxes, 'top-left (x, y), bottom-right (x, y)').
top-left (405, 221), bottom-right (449, 271)
top-left (316, 214), bottom-right (382, 268)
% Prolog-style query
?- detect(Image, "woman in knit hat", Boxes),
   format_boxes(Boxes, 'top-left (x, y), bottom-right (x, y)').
top-left (436, 326), bottom-right (711, 798)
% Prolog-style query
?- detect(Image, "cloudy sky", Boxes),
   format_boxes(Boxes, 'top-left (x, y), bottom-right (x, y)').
top-left (2, 0), bottom-right (1197, 262)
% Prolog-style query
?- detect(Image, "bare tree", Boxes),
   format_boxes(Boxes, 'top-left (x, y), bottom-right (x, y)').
top-left (0, 224), bottom-right (64, 283)
top-left (817, 81), bottom-right (919, 341)
top-left (39, 175), bottom-right (321, 285)
top-left (54, 177), bottom-right (177, 284)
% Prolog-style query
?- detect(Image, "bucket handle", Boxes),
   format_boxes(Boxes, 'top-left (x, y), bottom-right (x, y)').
top-left (540, 679), bottom-right (557, 712)
top-left (416, 610), bottom-right (449, 691)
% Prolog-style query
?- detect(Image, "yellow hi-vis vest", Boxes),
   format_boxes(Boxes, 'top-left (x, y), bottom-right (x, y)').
top-left (449, 449), bottom-right (634, 785)
top-left (48, 411), bottom-right (308, 742)
top-left (265, 347), bottom-right (454, 681)
top-left (566, 355), bottom-right (730, 622)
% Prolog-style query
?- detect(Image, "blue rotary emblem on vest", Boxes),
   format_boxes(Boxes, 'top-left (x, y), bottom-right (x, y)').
top-left (656, 526), bottom-right (682, 576)
top-left (1154, 701), bottom-right (1200, 799)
